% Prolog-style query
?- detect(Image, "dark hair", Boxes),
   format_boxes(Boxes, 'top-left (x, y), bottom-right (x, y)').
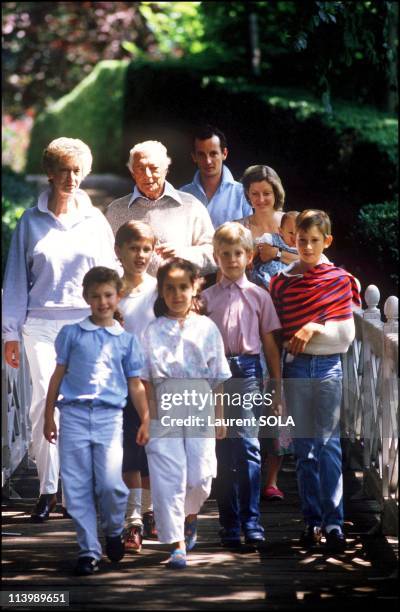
top-left (82, 266), bottom-right (122, 296)
top-left (115, 220), bottom-right (155, 249)
top-left (154, 258), bottom-right (205, 317)
top-left (191, 124), bottom-right (227, 151)
top-left (240, 165), bottom-right (285, 210)
top-left (296, 209), bottom-right (332, 237)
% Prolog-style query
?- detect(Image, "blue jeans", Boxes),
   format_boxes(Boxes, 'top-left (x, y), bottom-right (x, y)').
top-left (283, 353), bottom-right (343, 529)
top-left (216, 355), bottom-right (264, 536)
top-left (59, 405), bottom-right (129, 560)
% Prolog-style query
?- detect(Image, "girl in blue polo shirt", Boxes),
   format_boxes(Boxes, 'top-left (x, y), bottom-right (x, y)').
top-left (43, 266), bottom-right (149, 576)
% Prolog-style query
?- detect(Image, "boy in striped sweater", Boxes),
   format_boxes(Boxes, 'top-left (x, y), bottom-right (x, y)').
top-left (270, 210), bottom-right (360, 553)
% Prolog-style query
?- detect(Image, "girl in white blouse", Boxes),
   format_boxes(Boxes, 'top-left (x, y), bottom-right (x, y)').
top-left (141, 258), bottom-right (231, 569)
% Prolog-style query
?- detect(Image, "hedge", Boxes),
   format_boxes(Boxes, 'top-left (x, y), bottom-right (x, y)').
top-left (208, 77), bottom-right (397, 206)
top-left (25, 60), bottom-right (128, 174)
top-left (2, 167), bottom-right (37, 276)
top-left (25, 59), bottom-right (397, 202)
top-left (23, 59), bottom-right (397, 284)
top-left (355, 200), bottom-right (398, 284)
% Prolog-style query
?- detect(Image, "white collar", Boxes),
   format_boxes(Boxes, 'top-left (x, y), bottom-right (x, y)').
top-left (128, 180), bottom-right (183, 207)
top-left (79, 317), bottom-right (124, 335)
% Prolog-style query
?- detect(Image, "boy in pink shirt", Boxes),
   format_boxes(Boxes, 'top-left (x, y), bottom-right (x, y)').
top-left (202, 222), bottom-right (282, 547)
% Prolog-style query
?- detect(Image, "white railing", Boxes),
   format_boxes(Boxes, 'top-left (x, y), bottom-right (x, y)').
top-left (1, 342), bottom-right (32, 488)
top-left (342, 284), bottom-right (398, 532)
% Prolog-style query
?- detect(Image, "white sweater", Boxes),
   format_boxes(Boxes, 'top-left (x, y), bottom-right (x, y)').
top-left (106, 181), bottom-right (216, 276)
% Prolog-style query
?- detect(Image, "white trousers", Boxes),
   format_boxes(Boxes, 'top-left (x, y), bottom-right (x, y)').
top-left (22, 316), bottom-right (84, 495)
top-left (145, 419), bottom-right (217, 544)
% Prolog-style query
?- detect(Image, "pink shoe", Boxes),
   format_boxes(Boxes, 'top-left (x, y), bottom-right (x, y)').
top-left (262, 485), bottom-right (284, 500)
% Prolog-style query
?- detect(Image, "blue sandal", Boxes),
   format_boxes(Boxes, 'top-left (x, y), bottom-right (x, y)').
top-left (184, 517), bottom-right (198, 551)
top-left (166, 548), bottom-right (187, 569)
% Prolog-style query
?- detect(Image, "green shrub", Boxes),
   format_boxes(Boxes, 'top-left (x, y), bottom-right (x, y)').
top-left (25, 60), bottom-right (128, 174)
top-left (26, 59), bottom-right (397, 201)
top-left (355, 200), bottom-right (398, 283)
top-left (209, 78), bottom-right (397, 164)
top-left (2, 167), bottom-right (37, 275)
top-left (205, 77), bottom-right (397, 204)
top-left (121, 62), bottom-right (397, 203)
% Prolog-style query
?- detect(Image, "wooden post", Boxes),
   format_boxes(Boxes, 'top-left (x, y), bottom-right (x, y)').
top-left (382, 296), bottom-right (398, 499)
top-left (362, 286), bottom-right (383, 471)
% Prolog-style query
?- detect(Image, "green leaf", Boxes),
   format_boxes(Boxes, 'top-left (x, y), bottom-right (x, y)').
top-left (121, 41), bottom-right (141, 56)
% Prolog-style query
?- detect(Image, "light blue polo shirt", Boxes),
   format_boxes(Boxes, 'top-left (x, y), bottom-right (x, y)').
top-left (55, 318), bottom-right (143, 408)
top-left (180, 165), bottom-right (252, 229)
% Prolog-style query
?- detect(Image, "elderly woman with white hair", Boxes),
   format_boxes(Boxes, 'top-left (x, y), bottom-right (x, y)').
top-left (106, 140), bottom-right (215, 276)
top-left (2, 137), bottom-right (117, 522)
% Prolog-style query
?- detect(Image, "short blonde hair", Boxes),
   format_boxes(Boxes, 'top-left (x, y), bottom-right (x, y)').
top-left (127, 140), bottom-right (171, 171)
top-left (213, 222), bottom-right (254, 253)
top-left (241, 165), bottom-right (285, 210)
top-left (42, 137), bottom-right (92, 178)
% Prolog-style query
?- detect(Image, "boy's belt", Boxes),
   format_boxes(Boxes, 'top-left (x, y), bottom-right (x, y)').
top-left (283, 350), bottom-right (340, 361)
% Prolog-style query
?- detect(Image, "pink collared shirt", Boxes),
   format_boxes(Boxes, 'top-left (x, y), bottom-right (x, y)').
top-left (202, 274), bottom-right (281, 356)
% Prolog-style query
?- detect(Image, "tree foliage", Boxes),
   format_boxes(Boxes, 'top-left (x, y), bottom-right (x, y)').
top-left (137, 2), bottom-right (205, 56)
top-left (3, 1), bottom-right (397, 117)
top-left (198, 1), bottom-right (398, 112)
top-left (2, 1), bottom-right (155, 116)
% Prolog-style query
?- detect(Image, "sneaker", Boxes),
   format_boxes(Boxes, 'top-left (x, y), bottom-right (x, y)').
top-left (124, 525), bottom-right (143, 553)
top-left (105, 533), bottom-right (125, 562)
top-left (184, 517), bottom-right (197, 551)
top-left (165, 548), bottom-right (187, 569)
top-left (261, 485), bottom-right (284, 500)
top-left (325, 528), bottom-right (346, 553)
top-left (299, 525), bottom-right (322, 547)
top-left (74, 556), bottom-right (99, 576)
top-left (143, 511), bottom-right (157, 539)
top-left (219, 528), bottom-right (241, 548)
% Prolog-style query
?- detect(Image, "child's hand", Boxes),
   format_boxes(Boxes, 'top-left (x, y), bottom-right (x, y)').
top-left (288, 322), bottom-right (321, 355)
top-left (156, 243), bottom-right (179, 259)
top-left (215, 424), bottom-right (227, 440)
top-left (43, 418), bottom-right (57, 444)
top-left (136, 422), bottom-right (149, 446)
top-left (270, 398), bottom-right (283, 417)
top-left (258, 243), bottom-right (277, 262)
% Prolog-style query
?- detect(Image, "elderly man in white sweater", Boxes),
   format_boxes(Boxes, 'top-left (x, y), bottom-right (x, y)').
top-left (106, 141), bottom-right (216, 277)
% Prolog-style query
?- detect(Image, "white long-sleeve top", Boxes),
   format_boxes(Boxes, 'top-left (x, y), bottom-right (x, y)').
top-left (2, 188), bottom-right (117, 341)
